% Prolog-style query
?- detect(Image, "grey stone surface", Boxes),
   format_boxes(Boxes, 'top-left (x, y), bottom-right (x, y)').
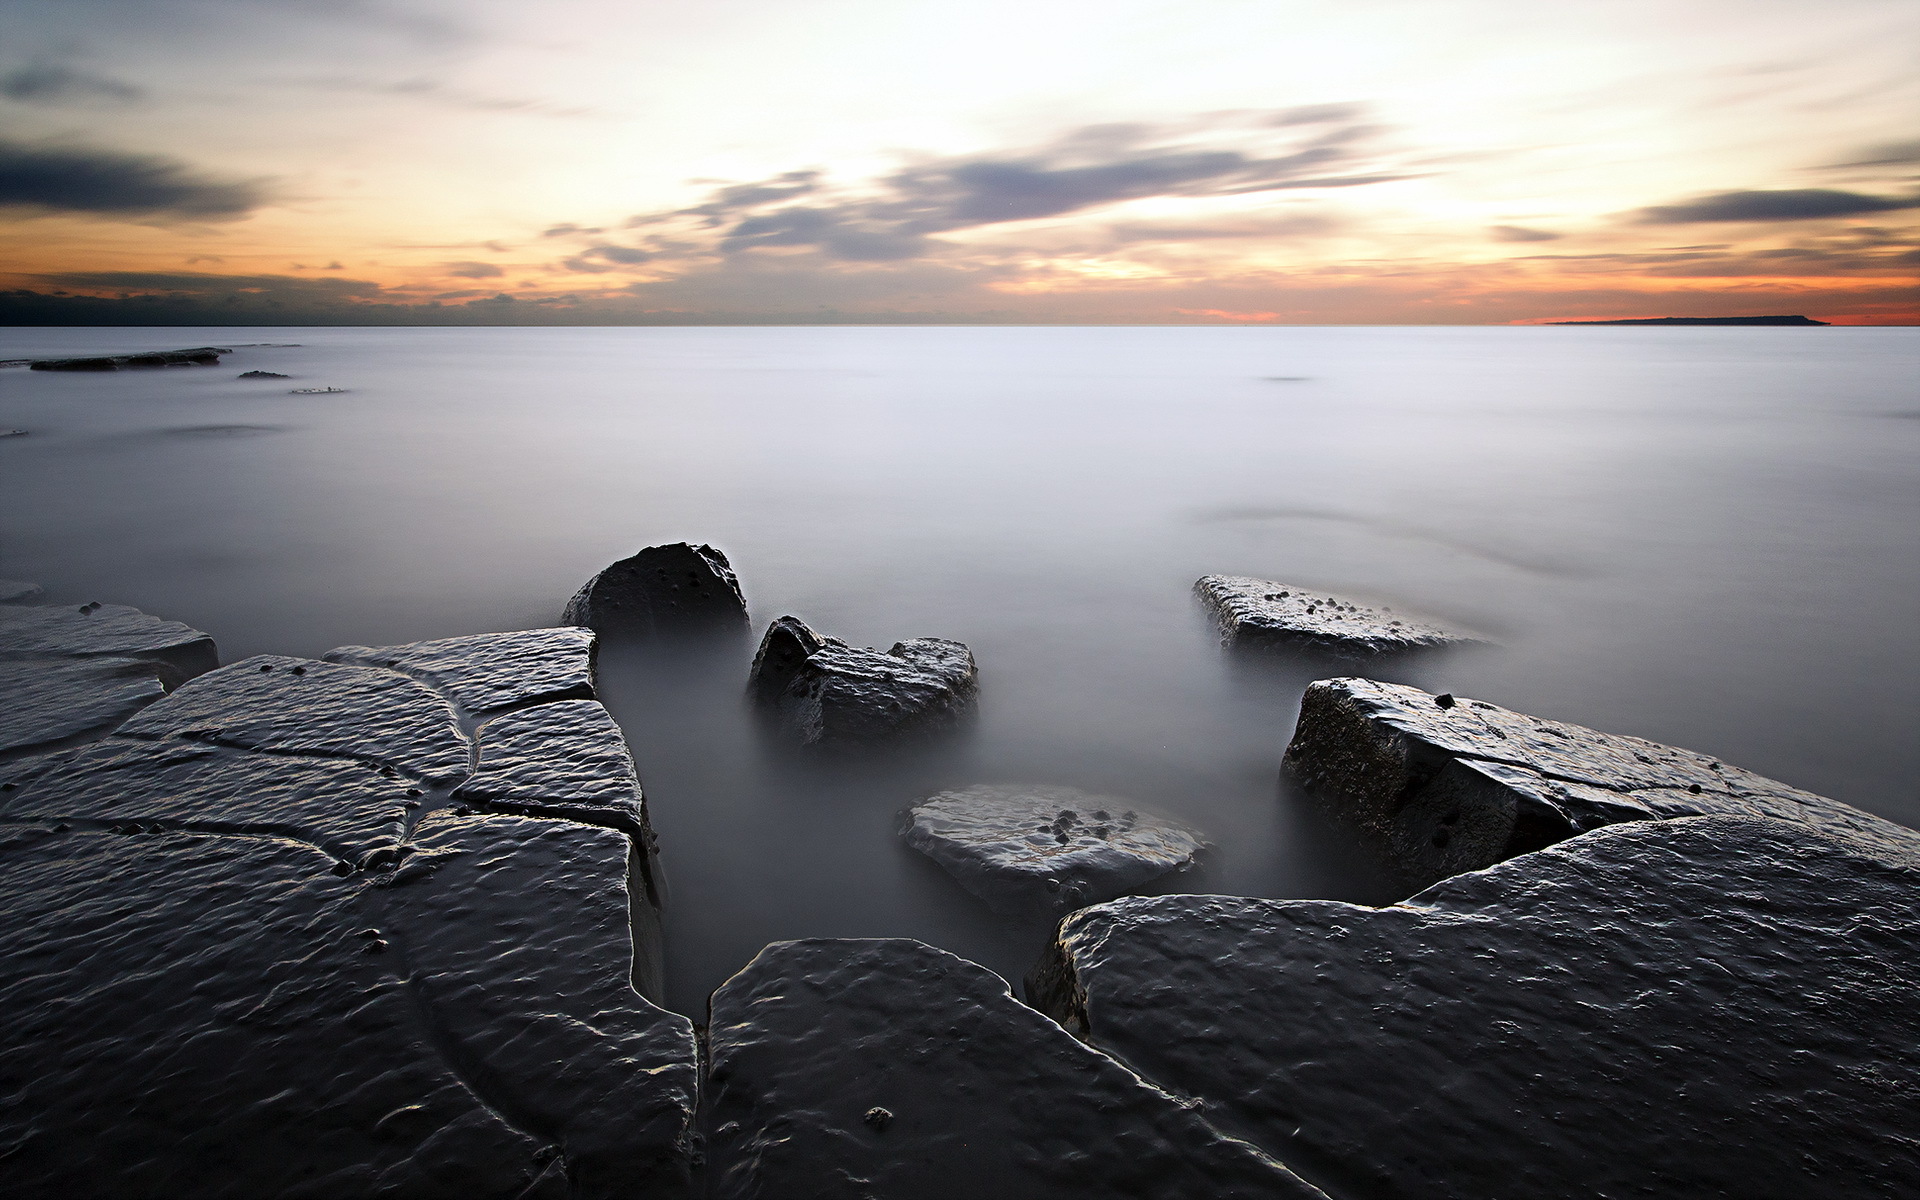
top-left (455, 700), bottom-right (643, 823)
top-left (1031, 816), bottom-right (1920, 1200)
top-left (0, 628), bottom-right (696, 1197)
top-left (749, 615), bottom-right (978, 744)
top-left (29, 346), bottom-right (230, 371)
top-left (0, 658), bottom-right (170, 756)
top-left (902, 783), bottom-right (1205, 916)
top-left (0, 579), bottom-right (43, 604)
top-left (705, 937), bottom-right (1324, 1200)
top-left (562, 542), bottom-right (748, 640)
top-left (1282, 676), bottom-right (1908, 887)
top-left (1196, 575), bottom-right (1468, 655)
top-left (326, 627), bottom-right (595, 715)
top-left (0, 601), bottom-right (219, 679)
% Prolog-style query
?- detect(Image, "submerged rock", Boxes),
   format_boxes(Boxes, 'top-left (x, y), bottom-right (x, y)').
top-left (237, 370), bottom-right (289, 378)
top-left (1282, 676), bottom-right (1905, 887)
top-left (563, 542), bottom-right (748, 640)
top-left (1196, 575), bottom-right (1468, 655)
top-left (0, 579), bottom-right (40, 604)
top-left (902, 783), bottom-right (1205, 916)
top-left (0, 627), bottom-right (697, 1197)
top-left (748, 615), bottom-right (977, 744)
top-left (1031, 816), bottom-right (1920, 1200)
top-left (705, 937), bottom-right (1324, 1200)
top-left (29, 346), bottom-right (230, 371)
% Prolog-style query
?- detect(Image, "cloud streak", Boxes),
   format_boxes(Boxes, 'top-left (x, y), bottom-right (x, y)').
top-left (1638, 188), bottom-right (1919, 223)
top-left (0, 63), bottom-right (144, 105)
top-left (0, 140), bottom-right (264, 221)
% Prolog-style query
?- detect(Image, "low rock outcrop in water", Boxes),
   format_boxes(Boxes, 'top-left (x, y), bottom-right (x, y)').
top-left (563, 541), bottom-right (748, 640)
top-left (705, 937), bottom-right (1323, 1199)
top-left (238, 370), bottom-right (289, 378)
top-left (29, 347), bottom-right (231, 371)
top-left (902, 783), bottom-right (1205, 916)
top-left (1195, 575), bottom-right (1469, 655)
top-left (1029, 815), bottom-right (1920, 1200)
top-left (1283, 676), bottom-right (1905, 887)
top-left (747, 614), bottom-right (977, 744)
top-left (0, 625), bottom-right (698, 1198)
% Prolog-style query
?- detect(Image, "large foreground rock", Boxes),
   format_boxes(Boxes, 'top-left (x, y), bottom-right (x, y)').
top-left (1283, 676), bottom-right (1905, 887)
top-left (1196, 575), bottom-right (1468, 655)
top-left (902, 783), bottom-right (1205, 916)
top-left (705, 938), bottom-right (1324, 1199)
top-left (562, 542), bottom-right (748, 640)
top-left (0, 628), bottom-right (696, 1198)
top-left (1031, 816), bottom-right (1920, 1200)
top-left (748, 615), bottom-right (977, 744)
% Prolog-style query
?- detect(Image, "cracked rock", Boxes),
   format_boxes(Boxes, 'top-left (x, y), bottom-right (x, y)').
top-left (1030, 815), bottom-right (1920, 1200)
top-left (1195, 576), bottom-right (1469, 655)
top-left (326, 627), bottom-right (595, 715)
top-left (0, 600), bottom-right (218, 679)
top-left (562, 542), bottom-right (748, 640)
top-left (902, 784), bottom-right (1205, 916)
top-left (1282, 676), bottom-right (1909, 887)
top-left (748, 615), bottom-right (977, 744)
top-left (705, 937), bottom-right (1324, 1200)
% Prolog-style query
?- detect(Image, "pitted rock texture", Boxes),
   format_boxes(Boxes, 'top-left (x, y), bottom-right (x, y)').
top-left (562, 541), bottom-right (748, 640)
top-left (0, 600), bottom-right (219, 679)
top-left (326, 626), bottom-right (595, 713)
top-left (0, 579), bottom-right (43, 604)
top-left (903, 784), bottom-right (1205, 916)
top-left (1030, 816), bottom-right (1920, 1200)
top-left (748, 615), bottom-right (978, 744)
top-left (705, 938), bottom-right (1324, 1200)
top-left (0, 629), bottom-right (696, 1198)
top-left (29, 346), bottom-right (229, 371)
top-left (1282, 676), bottom-right (1909, 887)
top-left (1195, 575), bottom-right (1467, 655)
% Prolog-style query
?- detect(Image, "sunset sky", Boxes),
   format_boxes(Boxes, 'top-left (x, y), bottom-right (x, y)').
top-left (1, 0), bottom-right (1915, 324)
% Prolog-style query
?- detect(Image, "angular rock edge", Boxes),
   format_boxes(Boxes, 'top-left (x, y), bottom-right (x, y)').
top-left (747, 614), bottom-right (978, 745)
top-left (1282, 676), bottom-right (1908, 888)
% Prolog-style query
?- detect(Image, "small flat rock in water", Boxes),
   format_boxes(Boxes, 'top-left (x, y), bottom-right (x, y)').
top-left (0, 628), bottom-right (697, 1197)
top-left (1283, 676), bottom-right (1909, 887)
top-left (562, 541), bottom-right (748, 639)
top-left (0, 578), bottom-right (43, 603)
top-left (705, 938), bottom-right (1323, 1200)
top-left (903, 784), bottom-right (1205, 915)
top-left (237, 370), bottom-right (289, 378)
top-left (749, 615), bottom-right (978, 744)
top-left (326, 626), bottom-right (595, 714)
top-left (0, 601), bottom-right (219, 678)
top-left (1196, 575), bottom-right (1467, 655)
top-left (1030, 816), bottom-right (1920, 1200)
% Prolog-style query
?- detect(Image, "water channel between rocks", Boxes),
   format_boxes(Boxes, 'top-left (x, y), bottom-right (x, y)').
top-left (2, 324), bottom-right (1915, 1014)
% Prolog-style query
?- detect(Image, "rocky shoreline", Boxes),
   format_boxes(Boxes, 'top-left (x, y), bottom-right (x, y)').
top-left (2, 551), bottom-right (1913, 1198)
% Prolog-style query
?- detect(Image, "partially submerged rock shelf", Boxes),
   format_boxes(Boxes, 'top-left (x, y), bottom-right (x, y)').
top-left (1196, 575), bottom-right (1471, 655)
top-left (748, 613), bottom-right (978, 744)
top-left (28, 346), bottom-right (231, 371)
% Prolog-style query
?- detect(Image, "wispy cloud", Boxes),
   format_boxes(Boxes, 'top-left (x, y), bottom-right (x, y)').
top-left (0, 63), bottom-right (144, 105)
top-left (1637, 188), bottom-right (1919, 223)
top-left (1490, 224), bottom-right (1561, 242)
top-left (443, 260), bottom-right (503, 278)
top-left (0, 139), bottom-right (265, 221)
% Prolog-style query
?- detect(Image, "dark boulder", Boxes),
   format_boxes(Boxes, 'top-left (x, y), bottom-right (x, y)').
top-left (705, 937), bottom-right (1324, 1199)
top-left (1031, 816), bottom-right (1920, 1200)
top-left (562, 542), bottom-right (748, 640)
top-left (30, 347), bottom-right (230, 371)
top-left (238, 370), bottom-right (289, 378)
top-left (1282, 676), bottom-right (1905, 887)
top-left (1195, 575), bottom-right (1470, 655)
top-left (747, 615), bottom-right (977, 744)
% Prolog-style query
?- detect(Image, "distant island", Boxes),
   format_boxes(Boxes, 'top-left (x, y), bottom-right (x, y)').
top-left (1548, 315), bottom-right (1830, 326)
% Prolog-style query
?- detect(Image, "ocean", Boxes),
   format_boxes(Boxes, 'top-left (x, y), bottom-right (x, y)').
top-left (3, 323), bottom-right (1915, 1013)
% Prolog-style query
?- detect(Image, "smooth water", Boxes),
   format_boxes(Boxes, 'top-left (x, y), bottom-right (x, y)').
top-left (3, 325), bottom-right (1916, 1014)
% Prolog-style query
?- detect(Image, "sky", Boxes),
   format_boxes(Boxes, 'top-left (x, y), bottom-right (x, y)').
top-left (0, 0), bottom-right (1915, 324)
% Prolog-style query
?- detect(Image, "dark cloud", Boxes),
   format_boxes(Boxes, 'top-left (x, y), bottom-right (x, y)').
top-left (290, 74), bottom-right (589, 117)
top-left (632, 109), bottom-right (1405, 263)
top-left (1637, 188), bottom-right (1920, 223)
top-left (0, 62), bottom-right (144, 104)
top-left (0, 139), bottom-right (264, 220)
top-left (444, 260), bottom-right (503, 278)
top-left (1490, 224), bottom-right (1561, 242)
top-left (1823, 140), bottom-right (1920, 169)
top-left (541, 222), bottom-right (602, 237)
top-left (561, 243), bottom-right (655, 272)
top-left (34, 270), bottom-right (387, 298)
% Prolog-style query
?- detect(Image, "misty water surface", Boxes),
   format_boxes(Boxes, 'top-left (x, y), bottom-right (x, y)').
top-left (2, 325), bottom-right (1915, 1014)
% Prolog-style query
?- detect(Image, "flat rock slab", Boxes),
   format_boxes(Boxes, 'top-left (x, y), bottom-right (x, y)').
top-left (903, 784), bottom-right (1205, 915)
top-left (1196, 576), bottom-right (1467, 655)
top-left (1032, 816), bottom-right (1920, 1200)
top-left (563, 542), bottom-right (748, 640)
top-left (29, 346), bottom-right (230, 370)
top-left (1283, 676), bottom-right (1910, 887)
top-left (0, 628), bottom-right (696, 1197)
top-left (0, 601), bottom-right (219, 679)
top-left (705, 938), bottom-right (1324, 1200)
top-left (749, 615), bottom-right (978, 744)
top-left (327, 627), bottom-right (594, 715)
top-left (0, 658), bottom-right (170, 756)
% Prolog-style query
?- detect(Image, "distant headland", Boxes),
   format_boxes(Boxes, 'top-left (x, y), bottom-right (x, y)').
top-left (1548, 315), bottom-right (1830, 326)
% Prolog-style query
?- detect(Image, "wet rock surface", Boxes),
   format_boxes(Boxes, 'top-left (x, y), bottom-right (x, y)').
top-left (1032, 816), bottom-right (1920, 1200)
top-left (0, 600), bottom-right (220, 680)
top-left (748, 615), bottom-right (978, 744)
top-left (1196, 575), bottom-right (1467, 655)
top-left (326, 626), bottom-right (595, 713)
top-left (705, 937), bottom-right (1324, 1200)
top-left (0, 627), bottom-right (697, 1198)
top-left (903, 783), bottom-right (1205, 915)
top-left (29, 346), bottom-right (231, 371)
top-left (0, 658), bottom-right (173, 757)
top-left (562, 541), bottom-right (748, 640)
top-left (1283, 676), bottom-right (1908, 886)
